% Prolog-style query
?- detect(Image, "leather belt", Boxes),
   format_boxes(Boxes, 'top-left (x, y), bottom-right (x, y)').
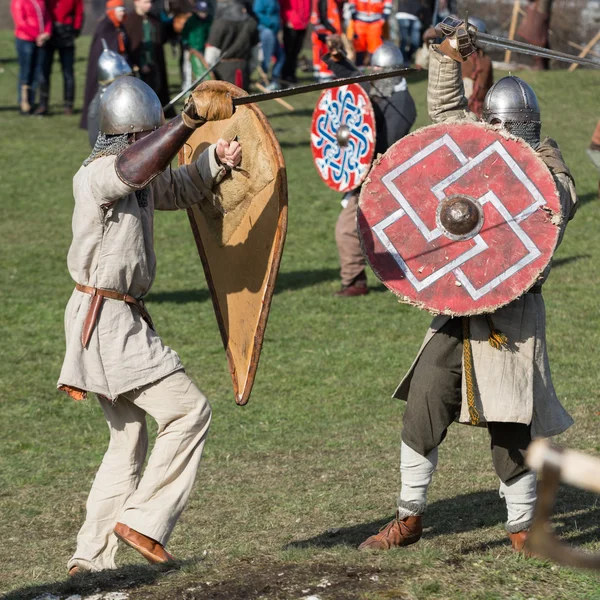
top-left (75, 283), bottom-right (154, 348)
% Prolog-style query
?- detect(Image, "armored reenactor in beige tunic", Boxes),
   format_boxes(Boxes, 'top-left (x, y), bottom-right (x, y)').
top-left (57, 77), bottom-right (242, 574)
top-left (359, 18), bottom-right (578, 552)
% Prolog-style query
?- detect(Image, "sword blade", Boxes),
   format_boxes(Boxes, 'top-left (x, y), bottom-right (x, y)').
top-left (233, 67), bottom-right (417, 106)
top-left (476, 31), bottom-right (600, 68)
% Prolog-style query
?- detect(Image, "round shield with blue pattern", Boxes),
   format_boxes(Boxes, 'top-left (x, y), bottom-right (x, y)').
top-left (310, 83), bottom-right (376, 193)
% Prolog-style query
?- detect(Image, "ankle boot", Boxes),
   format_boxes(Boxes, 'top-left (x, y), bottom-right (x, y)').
top-left (20, 85), bottom-right (31, 114)
top-left (359, 514), bottom-right (423, 550)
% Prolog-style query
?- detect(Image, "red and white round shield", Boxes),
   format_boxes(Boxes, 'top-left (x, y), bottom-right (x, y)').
top-left (358, 122), bottom-right (561, 315)
top-left (311, 83), bottom-right (376, 193)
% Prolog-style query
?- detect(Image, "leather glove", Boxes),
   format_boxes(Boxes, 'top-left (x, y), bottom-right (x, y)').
top-left (326, 34), bottom-right (346, 62)
top-left (182, 80), bottom-right (235, 129)
top-left (436, 16), bottom-right (477, 62)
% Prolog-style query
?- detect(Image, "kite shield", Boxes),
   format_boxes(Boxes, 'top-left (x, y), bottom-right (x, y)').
top-left (310, 83), bottom-right (376, 193)
top-left (178, 82), bottom-right (287, 405)
top-left (358, 121), bottom-right (561, 316)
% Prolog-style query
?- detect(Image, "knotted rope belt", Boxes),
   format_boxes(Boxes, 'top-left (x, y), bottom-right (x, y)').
top-left (76, 283), bottom-right (154, 348)
top-left (461, 287), bottom-right (542, 425)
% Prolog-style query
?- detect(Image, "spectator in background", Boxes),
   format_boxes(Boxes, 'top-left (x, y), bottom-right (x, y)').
top-left (80, 0), bottom-right (130, 130)
top-left (179, 1), bottom-right (214, 91)
top-left (347, 0), bottom-right (391, 65)
top-left (517, 0), bottom-right (553, 70)
top-left (279, 0), bottom-right (310, 84)
top-left (253, 0), bottom-right (285, 89)
top-left (11, 0), bottom-right (52, 115)
top-left (125, 0), bottom-right (172, 112)
top-left (310, 0), bottom-right (342, 80)
top-left (432, 0), bottom-right (455, 24)
top-left (36, 0), bottom-right (84, 116)
top-left (395, 0), bottom-right (429, 65)
top-left (204, 0), bottom-right (259, 90)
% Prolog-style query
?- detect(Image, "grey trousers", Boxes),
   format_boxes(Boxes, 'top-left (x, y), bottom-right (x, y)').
top-left (401, 318), bottom-right (531, 484)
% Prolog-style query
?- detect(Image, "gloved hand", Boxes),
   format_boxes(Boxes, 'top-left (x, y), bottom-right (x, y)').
top-left (182, 80), bottom-right (235, 129)
top-left (436, 16), bottom-right (477, 62)
top-left (326, 34), bottom-right (346, 62)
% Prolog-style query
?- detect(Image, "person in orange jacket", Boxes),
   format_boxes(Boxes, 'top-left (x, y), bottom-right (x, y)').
top-left (310, 0), bottom-right (342, 79)
top-left (348, 0), bottom-right (391, 64)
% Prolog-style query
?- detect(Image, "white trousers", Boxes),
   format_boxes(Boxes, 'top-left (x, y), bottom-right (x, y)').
top-left (398, 441), bottom-right (537, 532)
top-left (68, 370), bottom-right (212, 572)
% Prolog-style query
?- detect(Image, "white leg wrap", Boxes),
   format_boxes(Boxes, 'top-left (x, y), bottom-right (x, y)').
top-left (397, 441), bottom-right (438, 518)
top-left (499, 470), bottom-right (537, 533)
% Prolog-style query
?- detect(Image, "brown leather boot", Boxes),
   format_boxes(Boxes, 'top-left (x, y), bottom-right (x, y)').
top-left (358, 515), bottom-right (423, 550)
top-left (335, 272), bottom-right (368, 297)
top-left (508, 530), bottom-right (530, 554)
top-left (114, 522), bottom-right (175, 564)
top-left (335, 282), bottom-right (369, 297)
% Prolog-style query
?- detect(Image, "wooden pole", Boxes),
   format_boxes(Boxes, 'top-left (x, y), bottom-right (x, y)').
top-left (568, 40), bottom-right (600, 60)
top-left (254, 82), bottom-right (295, 111)
top-left (505, 0), bottom-right (521, 63)
top-left (568, 30), bottom-right (600, 72)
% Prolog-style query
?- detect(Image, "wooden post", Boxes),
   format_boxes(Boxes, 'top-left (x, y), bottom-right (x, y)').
top-left (568, 40), bottom-right (600, 60)
top-left (568, 30), bottom-right (600, 72)
top-left (505, 0), bottom-right (521, 63)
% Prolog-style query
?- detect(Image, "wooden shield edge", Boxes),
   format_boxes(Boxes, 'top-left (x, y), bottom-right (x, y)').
top-left (178, 90), bottom-right (288, 405)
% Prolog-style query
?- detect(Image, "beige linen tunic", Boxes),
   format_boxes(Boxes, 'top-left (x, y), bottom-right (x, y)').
top-left (394, 49), bottom-right (578, 438)
top-left (57, 147), bottom-right (224, 400)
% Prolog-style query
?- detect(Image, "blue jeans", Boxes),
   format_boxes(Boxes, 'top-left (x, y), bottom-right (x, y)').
top-left (396, 18), bottom-right (422, 64)
top-left (15, 37), bottom-right (45, 108)
top-left (258, 26), bottom-right (285, 81)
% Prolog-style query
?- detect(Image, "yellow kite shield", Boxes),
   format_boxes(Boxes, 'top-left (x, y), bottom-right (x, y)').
top-left (178, 82), bottom-right (287, 405)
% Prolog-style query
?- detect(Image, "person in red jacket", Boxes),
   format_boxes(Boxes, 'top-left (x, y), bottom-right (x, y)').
top-left (10, 0), bottom-right (52, 114)
top-left (280, 0), bottom-right (310, 84)
top-left (37, 0), bottom-right (84, 115)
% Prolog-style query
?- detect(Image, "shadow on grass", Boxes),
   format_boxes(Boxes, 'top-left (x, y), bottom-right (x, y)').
top-left (578, 190), bottom-right (598, 206)
top-left (147, 268), bottom-right (340, 304)
top-left (552, 254), bottom-right (592, 268)
top-left (2, 560), bottom-right (194, 600)
top-left (287, 486), bottom-right (600, 553)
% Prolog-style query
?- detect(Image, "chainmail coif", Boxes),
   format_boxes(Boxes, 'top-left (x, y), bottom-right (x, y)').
top-left (503, 120), bottom-right (542, 150)
top-left (83, 132), bottom-right (130, 166)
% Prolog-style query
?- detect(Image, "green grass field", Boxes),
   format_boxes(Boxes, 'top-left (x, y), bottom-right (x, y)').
top-left (0, 32), bottom-right (599, 599)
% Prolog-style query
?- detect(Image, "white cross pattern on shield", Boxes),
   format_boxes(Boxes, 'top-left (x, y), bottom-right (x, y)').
top-left (358, 122), bottom-right (561, 315)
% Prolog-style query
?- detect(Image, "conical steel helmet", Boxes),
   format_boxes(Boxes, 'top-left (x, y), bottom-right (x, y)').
top-left (483, 76), bottom-right (540, 124)
top-left (97, 39), bottom-right (132, 86)
top-left (99, 77), bottom-right (165, 134)
top-left (371, 42), bottom-right (404, 68)
top-left (482, 76), bottom-right (541, 147)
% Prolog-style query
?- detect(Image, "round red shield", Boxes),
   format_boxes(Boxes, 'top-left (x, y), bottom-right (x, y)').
top-left (310, 83), bottom-right (376, 193)
top-left (358, 122), bottom-right (561, 315)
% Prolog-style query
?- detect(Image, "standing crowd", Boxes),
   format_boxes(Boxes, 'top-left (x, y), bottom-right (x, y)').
top-left (11, 0), bottom-right (469, 120)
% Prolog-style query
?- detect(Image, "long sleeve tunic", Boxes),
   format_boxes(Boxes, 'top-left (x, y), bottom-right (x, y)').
top-left (58, 147), bottom-right (224, 400)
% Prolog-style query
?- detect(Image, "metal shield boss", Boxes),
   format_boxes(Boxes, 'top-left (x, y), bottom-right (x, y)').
top-left (358, 122), bottom-right (561, 315)
top-left (311, 83), bottom-right (376, 193)
top-left (178, 82), bottom-right (287, 405)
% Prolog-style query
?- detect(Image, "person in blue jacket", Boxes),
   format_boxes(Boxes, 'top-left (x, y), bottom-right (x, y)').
top-left (253, 0), bottom-right (285, 88)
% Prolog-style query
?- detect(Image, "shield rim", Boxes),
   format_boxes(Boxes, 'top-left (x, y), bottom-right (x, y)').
top-left (310, 83), bottom-right (376, 193)
top-left (178, 83), bottom-right (288, 405)
top-left (358, 121), bottom-right (561, 316)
